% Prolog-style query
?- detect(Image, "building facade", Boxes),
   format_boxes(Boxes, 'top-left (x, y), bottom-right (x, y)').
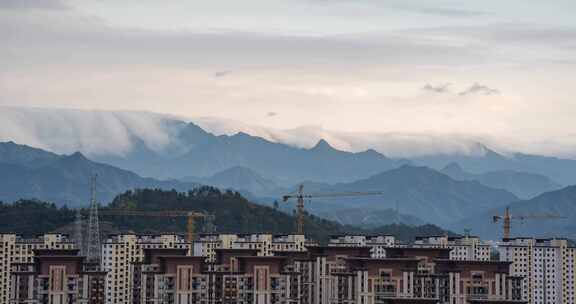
top-left (194, 234), bottom-right (316, 262)
top-left (498, 238), bottom-right (576, 304)
top-left (101, 233), bottom-right (191, 304)
top-left (328, 235), bottom-right (397, 258)
top-left (0, 234), bottom-right (75, 304)
top-left (10, 249), bottom-right (106, 304)
top-left (134, 244), bottom-right (524, 304)
top-left (414, 236), bottom-right (492, 261)
top-left (1, 233), bottom-right (537, 304)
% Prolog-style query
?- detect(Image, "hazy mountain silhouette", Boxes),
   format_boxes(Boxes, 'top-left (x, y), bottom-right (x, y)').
top-left (94, 121), bottom-right (408, 184)
top-left (0, 142), bottom-right (199, 207)
top-left (453, 185), bottom-right (576, 240)
top-left (414, 144), bottom-right (576, 185)
top-left (290, 165), bottom-right (518, 227)
top-left (319, 208), bottom-right (425, 228)
top-left (441, 162), bottom-right (561, 199)
top-left (182, 166), bottom-right (284, 196)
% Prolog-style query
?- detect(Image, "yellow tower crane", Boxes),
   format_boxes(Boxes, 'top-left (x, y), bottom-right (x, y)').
top-left (282, 184), bottom-right (385, 235)
top-left (99, 209), bottom-right (211, 242)
top-left (493, 207), bottom-right (565, 239)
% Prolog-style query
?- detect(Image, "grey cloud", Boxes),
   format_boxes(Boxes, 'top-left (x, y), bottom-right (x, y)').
top-left (0, 0), bottom-right (68, 10)
top-left (0, 8), bottom-right (488, 70)
top-left (304, 0), bottom-right (485, 17)
top-left (422, 83), bottom-right (451, 94)
top-left (458, 83), bottom-right (500, 96)
top-left (0, 106), bottom-right (499, 158)
top-left (214, 71), bottom-right (232, 78)
top-left (414, 7), bottom-right (485, 17)
top-left (3, 106), bottom-right (576, 159)
top-left (409, 25), bottom-right (576, 50)
top-left (0, 106), bottom-right (182, 156)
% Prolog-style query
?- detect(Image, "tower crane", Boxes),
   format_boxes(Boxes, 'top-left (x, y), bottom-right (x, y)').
top-left (98, 209), bottom-right (213, 242)
top-left (493, 207), bottom-right (565, 239)
top-left (282, 184), bottom-right (384, 235)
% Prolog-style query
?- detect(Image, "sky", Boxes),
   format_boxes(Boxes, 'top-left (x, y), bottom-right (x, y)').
top-left (1, 0), bottom-right (576, 157)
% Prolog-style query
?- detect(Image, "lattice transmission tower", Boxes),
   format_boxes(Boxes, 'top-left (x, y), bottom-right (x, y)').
top-left (86, 174), bottom-right (101, 266)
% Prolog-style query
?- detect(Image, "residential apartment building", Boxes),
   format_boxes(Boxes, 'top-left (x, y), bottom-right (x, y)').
top-left (0, 233), bottom-right (76, 304)
top-left (10, 249), bottom-right (106, 304)
top-left (134, 247), bottom-right (301, 304)
top-left (498, 237), bottom-right (576, 304)
top-left (101, 233), bottom-right (191, 304)
top-left (414, 235), bottom-right (492, 261)
top-left (0, 232), bottom-right (536, 304)
top-left (134, 243), bottom-right (525, 304)
top-left (193, 233), bottom-right (316, 262)
top-left (328, 234), bottom-right (397, 258)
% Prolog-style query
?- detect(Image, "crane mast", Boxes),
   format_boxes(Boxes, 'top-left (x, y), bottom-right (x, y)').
top-left (283, 185), bottom-right (384, 235)
top-left (493, 207), bottom-right (564, 239)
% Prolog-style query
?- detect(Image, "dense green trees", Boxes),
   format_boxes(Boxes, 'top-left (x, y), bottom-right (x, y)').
top-left (0, 187), bottom-right (456, 243)
top-left (0, 199), bottom-right (75, 236)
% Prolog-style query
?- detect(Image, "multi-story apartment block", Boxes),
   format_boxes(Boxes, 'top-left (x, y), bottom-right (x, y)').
top-left (193, 234), bottom-right (316, 262)
top-left (10, 249), bottom-right (106, 304)
top-left (328, 234), bottom-right (397, 258)
top-left (134, 244), bottom-right (525, 304)
top-left (101, 233), bottom-right (191, 304)
top-left (1, 232), bottom-right (536, 304)
top-left (134, 247), bottom-right (301, 304)
top-left (414, 235), bottom-right (492, 261)
top-left (193, 233), bottom-right (239, 262)
top-left (498, 237), bottom-right (576, 304)
top-left (0, 233), bottom-right (75, 304)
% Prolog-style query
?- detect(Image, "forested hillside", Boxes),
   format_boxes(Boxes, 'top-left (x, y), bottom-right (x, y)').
top-left (0, 187), bottom-right (456, 243)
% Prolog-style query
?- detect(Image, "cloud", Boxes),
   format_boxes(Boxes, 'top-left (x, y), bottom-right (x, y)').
top-left (3, 106), bottom-right (576, 159)
top-left (0, 7), bottom-right (488, 71)
top-left (458, 83), bottom-right (500, 96)
top-left (214, 71), bottom-right (232, 78)
top-left (0, 107), bottom-right (182, 157)
top-left (421, 82), bottom-right (501, 97)
top-left (0, 106), bottom-right (495, 158)
top-left (0, 0), bottom-right (68, 10)
top-left (414, 7), bottom-right (485, 17)
top-left (304, 1), bottom-right (485, 17)
top-left (422, 83), bottom-right (451, 94)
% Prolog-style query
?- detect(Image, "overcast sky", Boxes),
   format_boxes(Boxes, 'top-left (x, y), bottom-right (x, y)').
top-left (1, 0), bottom-right (576, 156)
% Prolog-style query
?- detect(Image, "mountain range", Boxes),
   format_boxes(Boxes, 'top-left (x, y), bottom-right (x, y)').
top-left (414, 144), bottom-right (576, 186)
top-left (3, 139), bottom-right (576, 240)
top-left (182, 166), bottom-right (284, 197)
top-left (318, 208), bottom-right (425, 228)
top-left (293, 165), bottom-right (519, 227)
top-left (96, 121), bottom-right (408, 184)
top-left (0, 141), bottom-right (199, 207)
top-left (453, 185), bottom-right (576, 240)
top-left (0, 141), bottom-right (520, 228)
top-left (440, 162), bottom-right (561, 199)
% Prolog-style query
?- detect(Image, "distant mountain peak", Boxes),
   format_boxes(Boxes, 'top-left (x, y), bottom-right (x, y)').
top-left (311, 139), bottom-right (336, 151)
top-left (214, 165), bottom-right (259, 177)
top-left (359, 148), bottom-right (386, 158)
top-left (63, 151), bottom-right (90, 163)
top-left (234, 131), bottom-right (252, 138)
top-left (443, 162), bottom-right (464, 173)
top-left (471, 142), bottom-right (503, 158)
top-left (184, 121), bottom-right (210, 134)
